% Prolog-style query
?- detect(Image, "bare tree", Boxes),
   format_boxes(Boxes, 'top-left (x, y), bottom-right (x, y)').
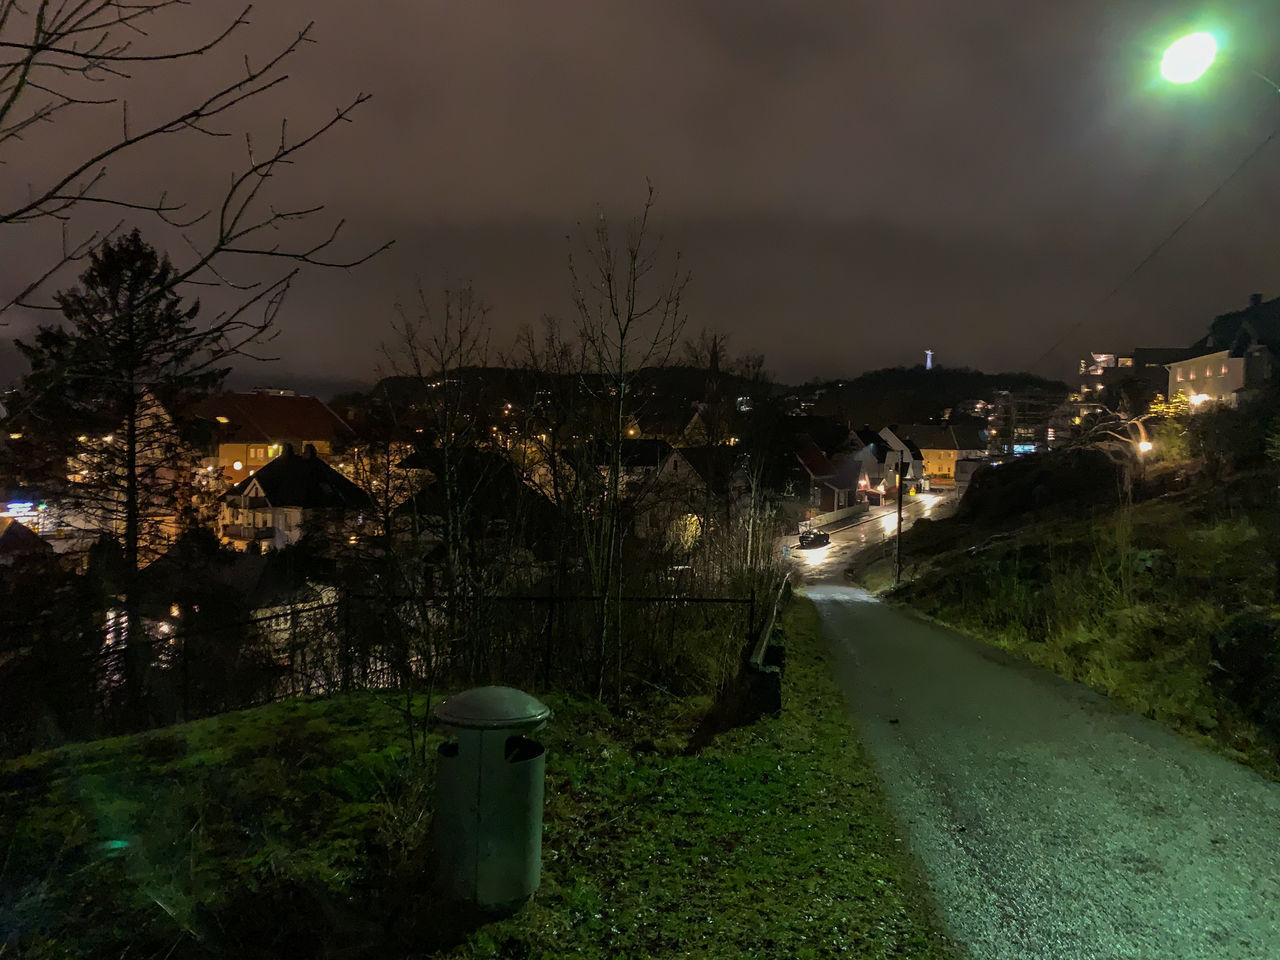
top-left (0, 0), bottom-right (388, 319)
top-left (382, 282), bottom-right (493, 757)
top-left (569, 183), bottom-right (689, 702)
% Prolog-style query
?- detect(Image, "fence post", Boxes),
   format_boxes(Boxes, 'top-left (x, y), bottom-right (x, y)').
top-left (543, 598), bottom-right (555, 690)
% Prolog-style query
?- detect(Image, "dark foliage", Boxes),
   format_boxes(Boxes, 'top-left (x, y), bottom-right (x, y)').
top-left (956, 447), bottom-right (1126, 526)
top-left (1211, 609), bottom-right (1280, 739)
top-left (0, 555), bottom-right (101, 755)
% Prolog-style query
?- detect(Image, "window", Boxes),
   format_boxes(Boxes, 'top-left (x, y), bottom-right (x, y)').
top-left (1206, 367), bottom-right (1213, 378)
top-left (1221, 363), bottom-right (1229, 375)
top-left (1189, 370), bottom-right (1196, 380)
top-left (250, 445), bottom-right (268, 460)
top-left (1176, 369), bottom-right (1184, 382)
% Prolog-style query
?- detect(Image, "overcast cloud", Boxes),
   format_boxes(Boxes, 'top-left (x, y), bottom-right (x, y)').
top-left (4, 0), bottom-right (1280, 392)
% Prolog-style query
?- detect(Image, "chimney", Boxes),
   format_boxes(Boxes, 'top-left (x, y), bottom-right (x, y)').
top-left (1251, 293), bottom-right (1263, 308)
top-left (304, 443), bottom-right (317, 459)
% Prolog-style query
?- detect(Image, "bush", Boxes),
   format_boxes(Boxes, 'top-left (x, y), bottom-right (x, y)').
top-left (1211, 608), bottom-right (1280, 738)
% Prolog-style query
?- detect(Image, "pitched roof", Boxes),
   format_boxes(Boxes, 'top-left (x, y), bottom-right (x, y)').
top-left (896, 424), bottom-right (951, 450)
top-left (893, 423), bottom-right (987, 453)
top-left (794, 436), bottom-right (834, 479)
top-left (878, 427), bottom-right (924, 461)
top-left (1195, 295), bottom-right (1280, 355)
top-left (195, 391), bottom-right (354, 446)
top-left (634, 399), bottom-right (698, 439)
top-left (673, 445), bottom-right (742, 497)
top-left (617, 438), bottom-right (674, 470)
top-left (397, 448), bottom-right (559, 555)
top-left (229, 444), bottom-right (370, 509)
top-left (852, 428), bottom-right (881, 450)
top-left (1131, 347), bottom-right (1197, 366)
top-left (0, 517), bottom-right (51, 556)
top-left (949, 424), bottom-right (987, 451)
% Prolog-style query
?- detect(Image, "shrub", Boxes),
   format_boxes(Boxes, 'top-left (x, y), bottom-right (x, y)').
top-left (1210, 608), bottom-right (1280, 739)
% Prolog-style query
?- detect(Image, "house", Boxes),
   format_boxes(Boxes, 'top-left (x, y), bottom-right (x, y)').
top-left (4, 390), bottom-right (193, 561)
top-left (0, 516), bottom-right (52, 565)
top-left (890, 424), bottom-right (987, 484)
top-left (876, 427), bottom-right (927, 489)
top-left (850, 429), bottom-right (923, 505)
top-left (852, 440), bottom-right (897, 506)
top-left (195, 389), bottom-right (355, 485)
top-left (637, 444), bottom-right (747, 544)
top-left (792, 435), bottom-right (863, 513)
top-left (955, 458), bottom-right (988, 501)
top-left (633, 398), bottom-right (699, 444)
top-left (793, 436), bottom-right (835, 511)
top-left (1168, 294), bottom-right (1280, 410)
top-left (1079, 348), bottom-right (1192, 414)
top-left (218, 444), bottom-right (371, 551)
top-left (598, 438), bottom-right (675, 495)
top-left (396, 445), bottom-right (560, 560)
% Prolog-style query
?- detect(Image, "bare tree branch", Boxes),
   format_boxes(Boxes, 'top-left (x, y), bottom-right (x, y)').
top-left (1, 0), bottom-right (390, 323)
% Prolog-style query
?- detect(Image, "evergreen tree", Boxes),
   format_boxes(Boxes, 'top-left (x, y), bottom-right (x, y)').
top-left (5, 230), bottom-right (229, 725)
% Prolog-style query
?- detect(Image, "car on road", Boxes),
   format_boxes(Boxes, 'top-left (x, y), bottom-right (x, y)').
top-left (798, 529), bottom-right (830, 548)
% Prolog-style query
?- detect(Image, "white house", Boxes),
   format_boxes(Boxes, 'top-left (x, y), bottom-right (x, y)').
top-left (219, 443), bottom-right (371, 551)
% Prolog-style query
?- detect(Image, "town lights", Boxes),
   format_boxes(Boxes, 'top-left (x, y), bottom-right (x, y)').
top-left (1161, 32), bottom-right (1219, 84)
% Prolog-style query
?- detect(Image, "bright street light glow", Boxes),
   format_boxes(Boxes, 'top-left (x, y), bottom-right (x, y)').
top-left (1138, 440), bottom-right (1153, 453)
top-left (1161, 32), bottom-right (1218, 84)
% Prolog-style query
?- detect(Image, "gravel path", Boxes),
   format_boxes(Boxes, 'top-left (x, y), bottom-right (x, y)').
top-left (808, 583), bottom-right (1280, 960)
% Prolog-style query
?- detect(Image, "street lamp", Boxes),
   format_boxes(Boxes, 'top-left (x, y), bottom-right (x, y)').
top-left (1161, 32), bottom-right (1218, 85)
top-left (1138, 439), bottom-right (1154, 454)
top-left (1159, 30), bottom-right (1280, 93)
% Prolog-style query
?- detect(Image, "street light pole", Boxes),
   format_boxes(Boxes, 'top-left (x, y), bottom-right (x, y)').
top-left (894, 449), bottom-right (904, 586)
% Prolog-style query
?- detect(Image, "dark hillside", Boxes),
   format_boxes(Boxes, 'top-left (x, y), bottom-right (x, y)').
top-left (811, 365), bottom-right (1067, 427)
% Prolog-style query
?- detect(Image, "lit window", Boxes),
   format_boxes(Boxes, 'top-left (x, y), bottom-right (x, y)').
top-left (1189, 370), bottom-right (1195, 380)
top-left (216, 416), bottom-right (230, 424)
top-left (1176, 369), bottom-right (1183, 382)
top-left (1206, 367), bottom-right (1213, 378)
top-left (1221, 364), bottom-right (1228, 375)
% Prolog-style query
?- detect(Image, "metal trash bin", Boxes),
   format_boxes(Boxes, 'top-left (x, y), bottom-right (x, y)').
top-left (433, 686), bottom-right (551, 912)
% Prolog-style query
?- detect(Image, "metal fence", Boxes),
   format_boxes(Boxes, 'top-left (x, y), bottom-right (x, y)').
top-left (97, 586), bottom-right (768, 729)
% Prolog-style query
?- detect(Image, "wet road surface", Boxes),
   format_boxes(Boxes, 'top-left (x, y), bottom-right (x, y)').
top-left (804, 580), bottom-right (1280, 960)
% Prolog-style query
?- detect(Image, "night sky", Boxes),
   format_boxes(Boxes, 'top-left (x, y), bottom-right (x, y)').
top-left (5, 0), bottom-right (1280, 394)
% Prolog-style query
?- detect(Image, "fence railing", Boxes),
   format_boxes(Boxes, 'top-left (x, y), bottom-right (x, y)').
top-left (78, 585), bottom-right (767, 729)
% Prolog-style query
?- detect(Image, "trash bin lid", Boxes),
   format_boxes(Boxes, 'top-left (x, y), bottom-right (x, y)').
top-left (434, 685), bottom-right (551, 730)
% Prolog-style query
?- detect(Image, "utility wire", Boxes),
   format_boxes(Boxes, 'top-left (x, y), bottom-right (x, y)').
top-left (1030, 117), bottom-right (1280, 374)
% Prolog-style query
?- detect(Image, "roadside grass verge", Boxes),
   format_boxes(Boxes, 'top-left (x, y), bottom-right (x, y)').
top-left (2, 599), bottom-right (960, 959)
top-left (885, 495), bottom-right (1280, 778)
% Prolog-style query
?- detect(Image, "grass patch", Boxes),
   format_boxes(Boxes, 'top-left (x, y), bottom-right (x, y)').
top-left (890, 493), bottom-right (1280, 777)
top-left (2, 601), bottom-right (960, 958)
